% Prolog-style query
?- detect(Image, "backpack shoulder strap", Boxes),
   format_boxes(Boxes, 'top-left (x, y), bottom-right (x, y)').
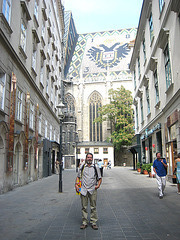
top-left (80, 164), bottom-right (85, 179)
top-left (94, 164), bottom-right (98, 180)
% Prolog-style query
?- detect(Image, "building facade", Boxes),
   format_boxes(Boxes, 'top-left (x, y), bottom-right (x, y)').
top-left (64, 22), bottom-right (137, 168)
top-left (130, 0), bottom-right (180, 180)
top-left (0, 0), bottom-right (64, 193)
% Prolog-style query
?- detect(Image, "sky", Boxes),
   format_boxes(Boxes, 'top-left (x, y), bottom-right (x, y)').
top-left (63, 0), bottom-right (144, 34)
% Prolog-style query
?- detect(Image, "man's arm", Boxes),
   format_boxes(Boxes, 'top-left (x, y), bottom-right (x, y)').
top-left (95, 178), bottom-right (102, 190)
top-left (161, 159), bottom-right (167, 168)
top-left (75, 176), bottom-right (80, 192)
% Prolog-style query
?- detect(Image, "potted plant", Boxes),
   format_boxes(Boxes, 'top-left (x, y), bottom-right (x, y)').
top-left (147, 163), bottom-right (153, 177)
top-left (142, 164), bottom-right (148, 175)
top-left (137, 162), bottom-right (141, 172)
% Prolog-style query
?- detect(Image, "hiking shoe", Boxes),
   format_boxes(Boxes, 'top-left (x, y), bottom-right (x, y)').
top-left (91, 224), bottom-right (98, 230)
top-left (80, 224), bottom-right (87, 229)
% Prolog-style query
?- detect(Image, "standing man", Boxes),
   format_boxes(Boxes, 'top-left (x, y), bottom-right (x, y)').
top-left (75, 153), bottom-right (102, 230)
top-left (153, 152), bottom-right (167, 199)
top-left (97, 159), bottom-right (104, 177)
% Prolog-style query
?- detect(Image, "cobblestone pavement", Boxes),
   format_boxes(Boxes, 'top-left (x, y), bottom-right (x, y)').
top-left (0, 167), bottom-right (180, 240)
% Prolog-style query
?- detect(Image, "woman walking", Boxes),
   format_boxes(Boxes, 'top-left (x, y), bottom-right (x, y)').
top-left (175, 153), bottom-right (180, 194)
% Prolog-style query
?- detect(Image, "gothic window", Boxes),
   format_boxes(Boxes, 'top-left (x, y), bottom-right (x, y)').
top-left (65, 94), bottom-right (75, 113)
top-left (89, 92), bottom-right (102, 142)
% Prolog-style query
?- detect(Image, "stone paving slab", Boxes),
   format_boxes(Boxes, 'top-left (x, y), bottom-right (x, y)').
top-left (0, 167), bottom-right (180, 240)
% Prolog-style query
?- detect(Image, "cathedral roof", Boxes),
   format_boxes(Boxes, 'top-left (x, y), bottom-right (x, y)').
top-left (65, 28), bottom-right (137, 83)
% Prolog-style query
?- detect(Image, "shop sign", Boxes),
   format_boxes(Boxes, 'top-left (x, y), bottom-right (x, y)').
top-left (141, 123), bottom-right (161, 140)
top-left (167, 110), bottom-right (178, 128)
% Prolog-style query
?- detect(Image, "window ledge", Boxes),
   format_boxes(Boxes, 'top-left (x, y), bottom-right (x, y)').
top-left (165, 82), bottom-right (174, 94)
top-left (147, 112), bottom-right (151, 118)
top-left (150, 35), bottom-right (155, 47)
top-left (19, 45), bottom-right (27, 59)
top-left (15, 119), bottom-right (23, 126)
top-left (33, 14), bottom-right (39, 28)
top-left (0, 13), bottom-right (13, 34)
top-left (41, 36), bottom-right (46, 47)
top-left (40, 81), bottom-right (44, 88)
top-left (155, 101), bottom-right (161, 109)
top-left (143, 58), bottom-right (147, 66)
top-left (31, 67), bottom-right (37, 77)
top-left (0, 108), bottom-right (6, 115)
top-left (159, 2), bottom-right (165, 19)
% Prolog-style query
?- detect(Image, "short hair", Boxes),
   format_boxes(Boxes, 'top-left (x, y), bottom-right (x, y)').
top-left (156, 152), bottom-right (161, 157)
top-left (86, 152), bottom-right (93, 159)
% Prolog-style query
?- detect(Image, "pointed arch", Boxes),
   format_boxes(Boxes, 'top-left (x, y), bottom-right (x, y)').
top-left (89, 91), bottom-right (102, 142)
top-left (64, 93), bottom-right (75, 113)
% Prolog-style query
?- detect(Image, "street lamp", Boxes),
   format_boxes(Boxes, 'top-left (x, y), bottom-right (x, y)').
top-left (57, 101), bottom-right (65, 192)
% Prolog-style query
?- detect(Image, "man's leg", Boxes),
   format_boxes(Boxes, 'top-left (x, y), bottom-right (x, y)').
top-left (80, 194), bottom-right (88, 226)
top-left (89, 190), bottom-right (98, 226)
top-left (156, 174), bottom-right (163, 197)
top-left (161, 176), bottom-right (166, 194)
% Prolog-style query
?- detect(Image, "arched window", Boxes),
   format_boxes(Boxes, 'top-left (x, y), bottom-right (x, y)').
top-left (65, 93), bottom-right (75, 113)
top-left (89, 92), bottom-right (102, 142)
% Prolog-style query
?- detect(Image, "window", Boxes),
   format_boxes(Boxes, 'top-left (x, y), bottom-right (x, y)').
top-left (140, 98), bottom-right (144, 123)
top-left (50, 81), bottom-right (53, 103)
top-left (46, 70), bottom-right (49, 94)
top-left (45, 120), bottom-right (47, 138)
top-left (146, 86), bottom-right (150, 114)
top-left (54, 89), bottom-right (57, 108)
top-left (154, 69), bottom-right (159, 104)
top-left (142, 38), bottom-right (146, 62)
top-left (34, 0), bottom-right (38, 21)
top-left (3, 0), bottom-right (11, 24)
top-left (77, 148), bottom-right (80, 154)
top-left (149, 12), bottom-right (154, 42)
top-left (17, 88), bottom-right (23, 121)
top-left (138, 56), bottom-right (140, 78)
top-left (134, 70), bottom-right (136, 89)
top-left (103, 148), bottom-right (108, 154)
top-left (38, 112), bottom-right (42, 134)
top-left (32, 50), bottom-right (37, 71)
top-left (29, 102), bottom-right (34, 129)
top-left (53, 128), bottom-right (56, 141)
top-left (89, 92), bottom-right (102, 142)
top-left (164, 44), bottom-right (172, 90)
top-left (65, 93), bottom-right (75, 113)
top-left (20, 20), bottom-right (26, 52)
top-left (85, 148), bottom-right (89, 154)
top-left (135, 105), bottom-right (138, 129)
top-left (41, 19), bottom-right (45, 38)
top-left (0, 73), bottom-right (6, 110)
top-left (40, 65), bottom-right (44, 85)
top-left (50, 125), bottom-right (52, 140)
top-left (94, 148), bottom-right (99, 154)
top-left (159, 0), bottom-right (164, 13)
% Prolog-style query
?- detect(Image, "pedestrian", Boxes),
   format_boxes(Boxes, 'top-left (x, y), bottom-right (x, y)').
top-left (153, 152), bottom-right (167, 199)
top-left (107, 160), bottom-right (111, 170)
top-left (75, 153), bottom-right (102, 230)
top-left (56, 158), bottom-right (59, 174)
top-left (175, 153), bottom-right (180, 194)
top-left (97, 159), bottom-right (104, 177)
